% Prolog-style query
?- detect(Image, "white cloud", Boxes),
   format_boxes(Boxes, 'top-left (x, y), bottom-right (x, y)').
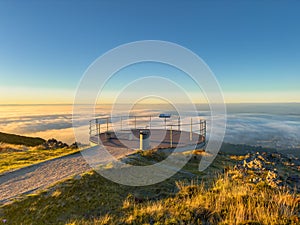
top-left (1, 104), bottom-right (299, 149)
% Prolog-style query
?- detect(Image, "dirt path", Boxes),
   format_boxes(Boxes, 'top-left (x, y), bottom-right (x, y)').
top-left (0, 145), bottom-right (136, 204)
top-left (0, 152), bottom-right (91, 204)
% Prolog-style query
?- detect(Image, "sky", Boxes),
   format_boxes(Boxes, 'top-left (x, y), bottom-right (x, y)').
top-left (0, 1), bottom-right (299, 104)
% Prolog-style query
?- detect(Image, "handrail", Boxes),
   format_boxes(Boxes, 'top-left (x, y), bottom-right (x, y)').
top-left (88, 115), bottom-right (183, 122)
top-left (89, 115), bottom-right (206, 144)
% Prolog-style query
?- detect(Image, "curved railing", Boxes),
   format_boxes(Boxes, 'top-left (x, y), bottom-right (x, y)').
top-left (89, 115), bottom-right (206, 148)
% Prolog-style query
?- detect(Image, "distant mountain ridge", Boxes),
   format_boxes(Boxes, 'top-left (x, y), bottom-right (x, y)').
top-left (0, 132), bottom-right (45, 146)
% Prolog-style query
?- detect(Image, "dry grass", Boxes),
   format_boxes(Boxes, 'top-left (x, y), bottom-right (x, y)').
top-left (119, 175), bottom-right (300, 225)
top-left (0, 148), bottom-right (299, 225)
top-left (0, 143), bottom-right (81, 174)
top-left (0, 143), bottom-right (29, 153)
top-left (61, 172), bottom-right (299, 225)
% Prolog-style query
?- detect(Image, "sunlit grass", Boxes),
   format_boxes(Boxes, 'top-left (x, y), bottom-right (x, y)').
top-left (124, 176), bottom-right (299, 225)
top-left (0, 147), bottom-right (299, 225)
top-left (0, 143), bottom-right (81, 174)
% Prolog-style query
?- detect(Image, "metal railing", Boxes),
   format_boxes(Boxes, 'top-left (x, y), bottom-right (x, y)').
top-left (89, 115), bottom-right (206, 148)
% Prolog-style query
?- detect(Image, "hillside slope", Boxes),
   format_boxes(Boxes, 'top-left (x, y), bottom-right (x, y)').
top-left (0, 148), bottom-right (299, 224)
top-left (0, 132), bottom-right (45, 146)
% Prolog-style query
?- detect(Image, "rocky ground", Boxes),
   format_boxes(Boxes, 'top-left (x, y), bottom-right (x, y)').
top-left (228, 151), bottom-right (300, 191)
top-left (39, 138), bottom-right (80, 150)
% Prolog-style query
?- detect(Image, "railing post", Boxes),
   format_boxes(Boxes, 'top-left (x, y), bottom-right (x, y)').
top-left (204, 120), bottom-right (207, 140)
top-left (89, 120), bottom-right (92, 136)
top-left (120, 116), bottom-right (123, 131)
top-left (170, 125), bottom-right (173, 148)
top-left (135, 116), bottom-right (137, 129)
top-left (199, 120), bottom-right (201, 134)
top-left (99, 119), bottom-right (101, 134)
top-left (149, 116), bottom-right (151, 129)
top-left (190, 117), bottom-right (193, 141)
top-left (178, 117), bottom-right (180, 131)
top-left (95, 119), bottom-right (98, 136)
top-left (106, 117), bottom-right (109, 132)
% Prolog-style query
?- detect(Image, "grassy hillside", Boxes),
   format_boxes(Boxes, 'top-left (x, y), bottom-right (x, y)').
top-left (0, 148), bottom-right (299, 225)
top-left (120, 176), bottom-right (299, 225)
top-left (0, 132), bottom-right (82, 174)
top-left (0, 132), bottom-right (45, 147)
top-left (0, 143), bottom-right (81, 174)
top-left (0, 152), bottom-right (232, 224)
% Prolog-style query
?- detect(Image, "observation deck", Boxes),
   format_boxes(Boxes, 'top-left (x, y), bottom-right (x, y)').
top-left (89, 115), bottom-right (206, 151)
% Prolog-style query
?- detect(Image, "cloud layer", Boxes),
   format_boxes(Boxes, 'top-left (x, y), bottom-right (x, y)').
top-left (0, 104), bottom-right (299, 151)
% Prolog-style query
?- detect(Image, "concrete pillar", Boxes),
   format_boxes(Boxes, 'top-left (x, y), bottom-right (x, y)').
top-left (139, 129), bottom-right (150, 150)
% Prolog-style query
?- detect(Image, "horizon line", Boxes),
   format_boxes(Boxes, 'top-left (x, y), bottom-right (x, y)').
top-left (1, 102), bottom-right (300, 106)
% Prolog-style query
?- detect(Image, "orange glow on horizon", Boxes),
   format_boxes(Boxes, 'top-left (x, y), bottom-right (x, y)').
top-left (1, 86), bottom-right (299, 105)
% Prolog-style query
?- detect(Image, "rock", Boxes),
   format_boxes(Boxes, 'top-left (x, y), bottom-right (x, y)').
top-left (266, 170), bottom-right (277, 180)
top-left (70, 142), bottom-right (79, 149)
top-left (249, 177), bottom-right (261, 184)
top-left (243, 158), bottom-right (264, 170)
top-left (39, 138), bottom-right (69, 150)
top-left (257, 155), bottom-right (266, 162)
top-left (287, 154), bottom-right (298, 160)
top-left (231, 151), bottom-right (295, 189)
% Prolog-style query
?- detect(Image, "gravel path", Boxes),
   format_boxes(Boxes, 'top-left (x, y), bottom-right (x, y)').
top-left (0, 152), bottom-right (91, 204)
top-left (0, 145), bottom-right (135, 204)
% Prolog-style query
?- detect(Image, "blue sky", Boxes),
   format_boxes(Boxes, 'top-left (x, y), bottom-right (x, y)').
top-left (0, 1), bottom-right (299, 103)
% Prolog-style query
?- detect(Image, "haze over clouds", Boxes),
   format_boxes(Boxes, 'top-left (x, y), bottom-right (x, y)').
top-left (224, 113), bottom-right (300, 150)
top-left (0, 104), bottom-right (299, 152)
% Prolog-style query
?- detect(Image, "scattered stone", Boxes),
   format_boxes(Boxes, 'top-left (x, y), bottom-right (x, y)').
top-left (249, 177), bottom-right (261, 184)
top-left (70, 142), bottom-right (80, 149)
top-left (243, 158), bottom-right (264, 170)
top-left (40, 138), bottom-right (69, 150)
top-left (230, 151), bottom-right (299, 190)
top-left (287, 154), bottom-right (298, 161)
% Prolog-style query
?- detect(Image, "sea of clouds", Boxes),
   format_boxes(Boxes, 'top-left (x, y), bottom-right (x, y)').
top-left (0, 104), bottom-right (299, 151)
